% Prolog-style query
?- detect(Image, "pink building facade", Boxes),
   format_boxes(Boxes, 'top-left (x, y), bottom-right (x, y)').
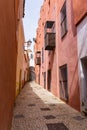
top-left (35, 0), bottom-right (87, 112)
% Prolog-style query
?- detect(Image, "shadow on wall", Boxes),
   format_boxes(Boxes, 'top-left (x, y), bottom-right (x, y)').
top-left (29, 66), bottom-right (36, 81)
top-left (69, 24), bottom-right (87, 111)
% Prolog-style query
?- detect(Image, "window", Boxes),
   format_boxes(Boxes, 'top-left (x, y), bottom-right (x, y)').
top-left (60, 1), bottom-right (67, 38)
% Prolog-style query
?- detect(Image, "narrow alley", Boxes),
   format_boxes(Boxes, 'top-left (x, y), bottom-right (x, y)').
top-left (11, 82), bottom-right (87, 130)
top-left (0, 0), bottom-right (87, 129)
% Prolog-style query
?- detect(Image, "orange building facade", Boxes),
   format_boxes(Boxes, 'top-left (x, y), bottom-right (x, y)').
top-left (16, 20), bottom-right (24, 96)
top-left (0, 0), bottom-right (29, 129)
top-left (35, 0), bottom-right (87, 112)
top-left (23, 49), bottom-right (29, 85)
top-left (0, 0), bottom-right (18, 130)
top-left (16, 19), bottom-right (29, 96)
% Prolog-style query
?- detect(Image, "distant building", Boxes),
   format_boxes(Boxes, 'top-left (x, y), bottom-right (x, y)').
top-left (28, 51), bottom-right (34, 67)
top-left (28, 50), bottom-right (36, 81)
top-left (77, 16), bottom-right (87, 114)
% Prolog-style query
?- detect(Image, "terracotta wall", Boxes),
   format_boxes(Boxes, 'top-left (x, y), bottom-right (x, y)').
top-left (56, 0), bottom-right (80, 110)
top-left (0, 0), bottom-right (17, 129)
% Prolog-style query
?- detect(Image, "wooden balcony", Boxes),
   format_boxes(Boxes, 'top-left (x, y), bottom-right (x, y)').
top-left (44, 21), bottom-right (56, 50)
top-left (45, 32), bottom-right (55, 50)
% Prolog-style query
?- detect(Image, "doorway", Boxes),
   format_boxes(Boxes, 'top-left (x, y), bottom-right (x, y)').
top-left (81, 57), bottom-right (87, 114)
top-left (59, 65), bottom-right (68, 101)
top-left (44, 72), bottom-right (46, 89)
top-left (47, 69), bottom-right (51, 91)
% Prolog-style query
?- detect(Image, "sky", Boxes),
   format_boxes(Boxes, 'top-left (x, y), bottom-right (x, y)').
top-left (23, 0), bottom-right (44, 50)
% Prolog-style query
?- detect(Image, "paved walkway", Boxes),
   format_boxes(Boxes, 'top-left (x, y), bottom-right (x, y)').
top-left (11, 82), bottom-right (87, 130)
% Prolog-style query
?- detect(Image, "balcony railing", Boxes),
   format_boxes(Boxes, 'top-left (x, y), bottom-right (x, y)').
top-left (44, 21), bottom-right (56, 50)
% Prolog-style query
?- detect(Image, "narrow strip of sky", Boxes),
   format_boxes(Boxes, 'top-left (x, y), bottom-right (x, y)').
top-left (23, 0), bottom-right (43, 50)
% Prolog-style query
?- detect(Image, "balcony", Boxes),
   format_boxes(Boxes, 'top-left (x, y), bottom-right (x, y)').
top-left (45, 33), bottom-right (55, 50)
top-left (44, 21), bottom-right (56, 50)
top-left (35, 51), bottom-right (41, 65)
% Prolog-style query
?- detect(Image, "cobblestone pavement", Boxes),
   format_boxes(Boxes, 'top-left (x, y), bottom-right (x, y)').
top-left (11, 82), bottom-right (87, 130)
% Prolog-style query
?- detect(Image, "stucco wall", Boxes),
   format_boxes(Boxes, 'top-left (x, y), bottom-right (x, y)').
top-left (56, 0), bottom-right (80, 111)
top-left (77, 16), bottom-right (87, 112)
top-left (73, 0), bottom-right (87, 25)
top-left (0, 0), bottom-right (17, 130)
top-left (77, 17), bottom-right (87, 59)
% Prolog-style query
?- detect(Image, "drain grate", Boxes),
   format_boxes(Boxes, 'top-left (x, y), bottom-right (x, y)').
top-left (46, 123), bottom-right (69, 130)
top-left (14, 114), bottom-right (24, 119)
top-left (28, 104), bottom-right (36, 107)
top-left (36, 98), bottom-right (40, 99)
top-left (21, 97), bottom-right (25, 100)
top-left (27, 93), bottom-right (32, 95)
top-left (73, 116), bottom-right (85, 121)
top-left (44, 115), bottom-right (56, 119)
top-left (49, 104), bottom-right (56, 106)
top-left (40, 108), bottom-right (50, 111)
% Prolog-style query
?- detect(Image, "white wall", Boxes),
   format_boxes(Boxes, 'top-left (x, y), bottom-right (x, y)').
top-left (77, 16), bottom-right (87, 113)
top-left (28, 52), bottom-right (35, 67)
